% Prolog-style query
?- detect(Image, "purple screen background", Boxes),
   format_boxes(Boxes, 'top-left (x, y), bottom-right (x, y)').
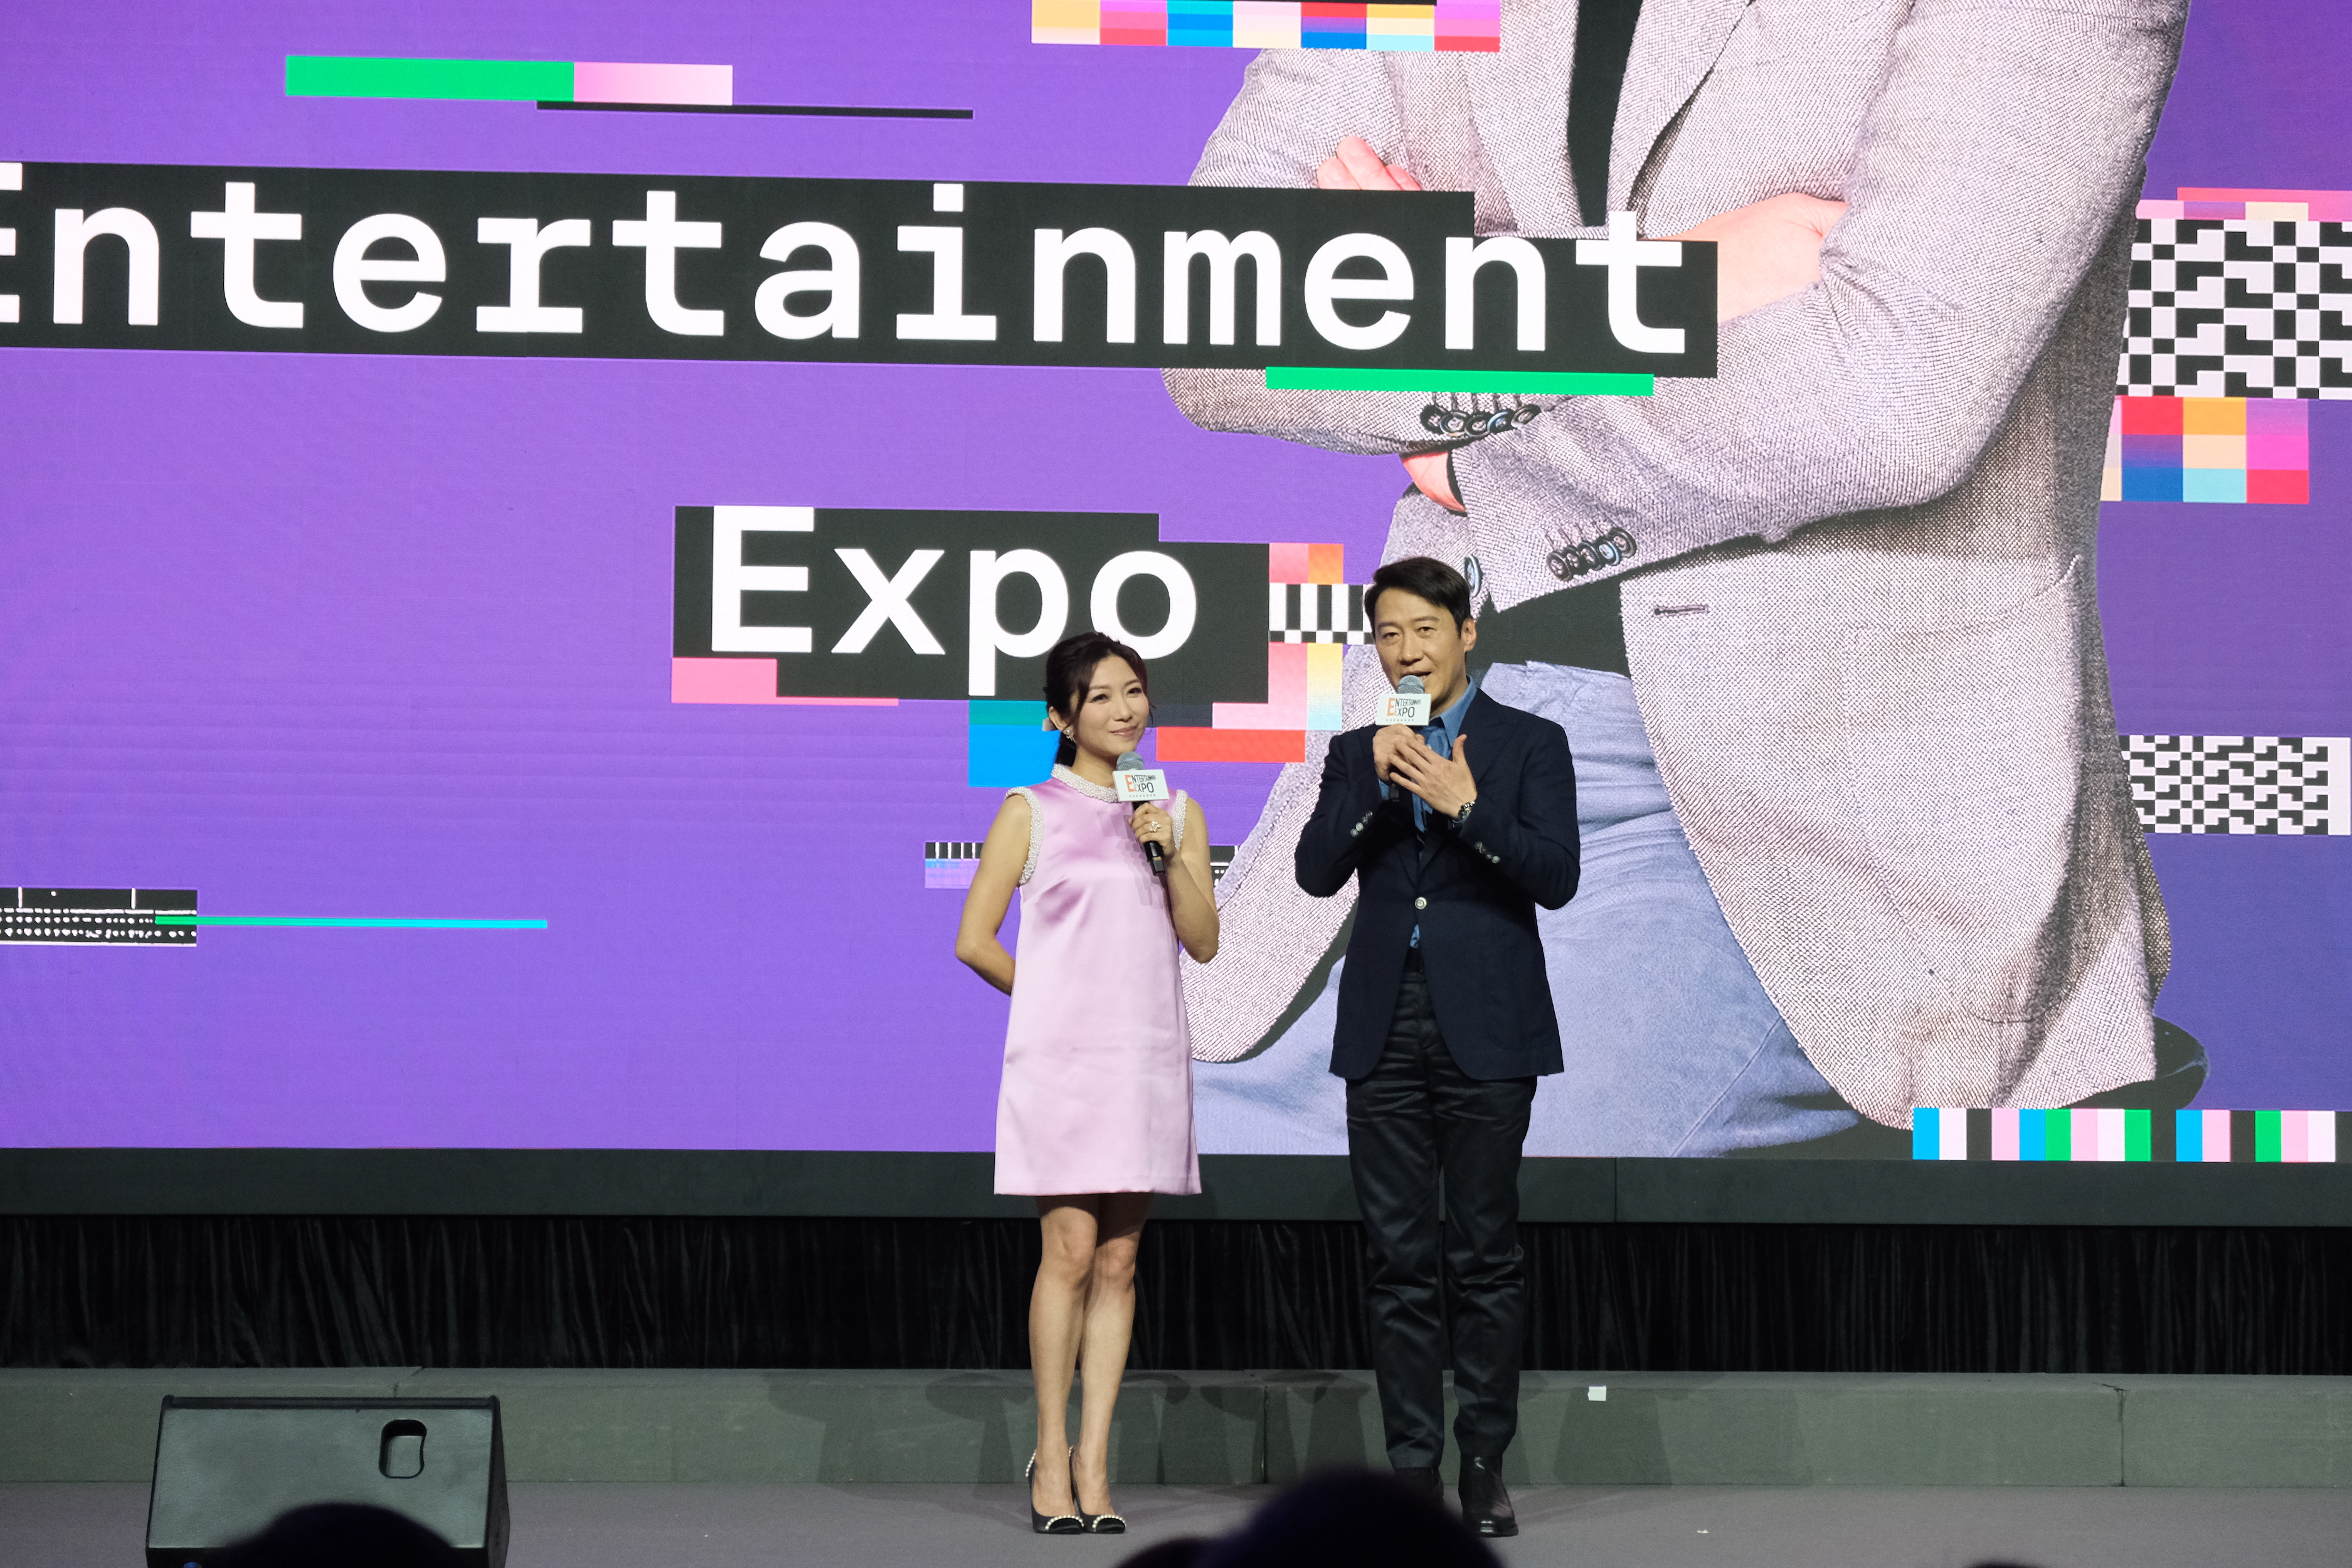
top-left (0, 1), bottom-right (2344, 1149)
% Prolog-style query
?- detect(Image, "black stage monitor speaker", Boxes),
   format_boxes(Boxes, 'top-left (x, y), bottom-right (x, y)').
top-left (146, 1396), bottom-right (509, 1568)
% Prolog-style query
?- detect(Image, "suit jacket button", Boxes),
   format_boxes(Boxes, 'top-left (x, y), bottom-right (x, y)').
top-left (1350, 824), bottom-right (1362, 836)
top-left (1414, 896), bottom-right (1428, 909)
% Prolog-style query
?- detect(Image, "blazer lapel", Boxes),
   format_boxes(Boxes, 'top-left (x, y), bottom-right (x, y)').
top-left (1608, 0), bottom-right (1755, 218)
top-left (1418, 692), bottom-right (1508, 873)
top-left (1457, 689), bottom-right (1508, 793)
top-left (1466, 0), bottom-right (1581, 236)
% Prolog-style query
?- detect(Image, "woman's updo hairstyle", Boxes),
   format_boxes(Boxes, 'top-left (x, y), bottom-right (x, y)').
top-left (1042, 630), bottom-right (1150, 767)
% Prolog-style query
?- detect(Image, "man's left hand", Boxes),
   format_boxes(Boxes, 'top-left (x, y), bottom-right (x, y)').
top-left (1389, 734), bottom-right (1476, 820)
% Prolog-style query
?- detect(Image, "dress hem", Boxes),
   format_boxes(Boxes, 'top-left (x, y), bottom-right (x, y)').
top-left (992, 1182), bottom-right (1204, 1197)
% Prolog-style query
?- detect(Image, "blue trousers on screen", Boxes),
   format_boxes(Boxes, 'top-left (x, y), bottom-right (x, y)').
top-left (1195, 662), bottom-right (1862, 1158)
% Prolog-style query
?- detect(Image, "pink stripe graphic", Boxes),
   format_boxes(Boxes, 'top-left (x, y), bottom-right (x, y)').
top-left (1991, 1108), bottom-right (2020, 1161)
top-left (1214, 642), bottom-right (1310, 729)
top-left (2176, 187), bottom-right (2352, 221)
top-left (2284, 1110), bottom-right (2311, 1164)
top-left (671, 657), bottom-right (896, 706)
top-left (574, 62), bottom-right (733, 105)
top-left (2097, 1107), bottom-right (2127, 1161)
top-left (2069, 1107), bottom-right (2098, 1160)
top-left (2202, 1108), bottom-right (2232, 1162)
top-left (1268, 542), bottom-right (1315, 583)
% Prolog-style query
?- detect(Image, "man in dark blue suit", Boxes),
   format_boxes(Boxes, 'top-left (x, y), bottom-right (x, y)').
top-left (1295, 556), bottom-right (1579, 1537)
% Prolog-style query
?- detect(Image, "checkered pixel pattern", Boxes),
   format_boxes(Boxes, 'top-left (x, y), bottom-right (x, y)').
top-left (2122, 736), bottom-right (2347, 835)
top-left (2117, 218), bottom-right (2352, 399)
top-left (1270, 583), bottom-right (1372, 644)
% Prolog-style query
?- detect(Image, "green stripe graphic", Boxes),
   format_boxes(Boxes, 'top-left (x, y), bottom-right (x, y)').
top-left (286, 56), bottom-right (576, 102)
top-left (2125, 1108), bottom-right (2153, 1162)
top-left (968, 701), bottom-right (1050, 728)
top-left (152, 915), bottom-right (546, 929)
top-left (1264, 369), bottom-right (1655, 395)
top-left (2045, 1110), bottom-right (2073, 1162)
top-left (2255, 1109), bottom-right (2282, 1162)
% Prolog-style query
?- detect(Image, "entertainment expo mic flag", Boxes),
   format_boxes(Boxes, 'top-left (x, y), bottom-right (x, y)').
top-left (1382, 674), bottom-right (1433, 727)
top-left (1115, 751), bottom-right (1170, 877)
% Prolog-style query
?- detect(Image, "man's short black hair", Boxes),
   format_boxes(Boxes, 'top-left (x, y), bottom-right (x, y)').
top-left (1365, 556), bottom-right (1473, 631)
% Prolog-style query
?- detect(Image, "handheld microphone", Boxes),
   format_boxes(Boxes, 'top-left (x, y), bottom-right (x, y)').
top-left (1114, 750), bottom-right (1171, 876)
top-left (1380, 673), bottom-right (1433, 727)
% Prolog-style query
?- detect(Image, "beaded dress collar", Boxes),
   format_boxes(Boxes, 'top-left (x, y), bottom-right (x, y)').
top-left (1050, 764), bottom-right (1122, 803)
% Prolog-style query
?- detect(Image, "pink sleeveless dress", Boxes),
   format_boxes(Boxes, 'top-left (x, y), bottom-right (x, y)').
top-left (994, 766), bottom-right (1200, 1196)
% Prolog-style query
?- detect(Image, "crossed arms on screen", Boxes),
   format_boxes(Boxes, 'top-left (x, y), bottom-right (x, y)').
top-left (1165, 1), bottom-right (2185, 589)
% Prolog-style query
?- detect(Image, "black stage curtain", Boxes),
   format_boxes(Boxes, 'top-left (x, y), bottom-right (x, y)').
top-left (4, 1217), bottom-right (2348, 1373)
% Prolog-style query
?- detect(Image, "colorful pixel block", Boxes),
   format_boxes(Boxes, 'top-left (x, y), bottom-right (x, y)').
top-left (924, 842), bottom-right (986, 889)
top-left (1156, 543), bottom-right (1351, 761)
top-left (2102, 396), bottom-right (2308, 503)
top-left (968, 699), bottom-right (1059, 787)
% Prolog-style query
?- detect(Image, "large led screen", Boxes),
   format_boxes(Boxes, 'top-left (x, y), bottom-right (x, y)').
top-left (2, 0), bottom-right (2346, 1166)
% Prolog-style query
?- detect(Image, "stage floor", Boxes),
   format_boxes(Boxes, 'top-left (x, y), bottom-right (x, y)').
top-left (9, 1481), bottom-right (2352, 1567)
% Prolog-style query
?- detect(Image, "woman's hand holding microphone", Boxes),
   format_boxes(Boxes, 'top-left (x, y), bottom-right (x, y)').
top-left (1130, 803), bottom-right (1176, 861)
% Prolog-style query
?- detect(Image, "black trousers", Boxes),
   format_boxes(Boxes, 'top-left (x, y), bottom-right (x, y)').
top-left (1345, 953), bottom-right (1537, 1467)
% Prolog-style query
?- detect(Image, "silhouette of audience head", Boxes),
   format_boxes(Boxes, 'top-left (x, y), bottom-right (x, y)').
top-left (209, 1503), bottom-right (461, 1568)
top-left (1119, 1468), bottom-right (1500, 1568)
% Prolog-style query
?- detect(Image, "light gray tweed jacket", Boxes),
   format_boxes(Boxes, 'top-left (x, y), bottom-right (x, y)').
top-left (1166, 0), bottom-right (2188, 1126)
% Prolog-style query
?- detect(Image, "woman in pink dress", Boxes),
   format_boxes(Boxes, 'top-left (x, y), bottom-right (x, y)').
top-left (955, 631), bottom-right (1220, 1535)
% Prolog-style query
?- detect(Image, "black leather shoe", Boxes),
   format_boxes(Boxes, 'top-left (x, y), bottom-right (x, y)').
top-left (1458, 1455), bottom-right (1517, 1537)
top-left (1392, 1465), bottom-right (1444, 1503)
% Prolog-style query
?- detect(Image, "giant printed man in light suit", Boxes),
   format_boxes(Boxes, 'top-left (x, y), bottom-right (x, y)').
top-left (1165, 0), bottom-right (2193, 1155)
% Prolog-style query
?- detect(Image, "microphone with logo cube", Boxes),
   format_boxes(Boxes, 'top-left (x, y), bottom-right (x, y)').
top-left (1378, 673), bottom-right (1432, 727)
top-left (1114, 750), bottom-right (1170, 876)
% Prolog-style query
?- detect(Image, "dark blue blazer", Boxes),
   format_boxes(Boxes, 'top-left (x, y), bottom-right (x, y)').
top-left (1296, 689), bottom-right (1580, 1081)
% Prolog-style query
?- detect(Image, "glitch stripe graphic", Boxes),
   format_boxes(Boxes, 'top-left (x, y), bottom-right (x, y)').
top-left (0, 887), bottom-right (198, 946)
top-left (1267, 368), bottom-right (1652, 393)
top-left (152, 915), bottom-right (546, 929)
top-left (286, 55), bottom-right (733, 105)
top-left (0, 888), bottom-right (544, 938)
top-left (1034, 1), bottom-right (1502, 52)
top-left (2146, 189), bottom-right (2352, 221)
top-left (671, 659), bottom-right (899, 706)
top-left (1914, 1108), bottom-right (2340, 1162)
top-left (926, 840), bottom-right (1234, 887)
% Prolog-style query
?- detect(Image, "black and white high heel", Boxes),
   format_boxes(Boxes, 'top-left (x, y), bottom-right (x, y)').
top-left (1076, 1454), bottom-right (1125, 1534)
top-left (1027, 1448), bottom-right (1083, 1535)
